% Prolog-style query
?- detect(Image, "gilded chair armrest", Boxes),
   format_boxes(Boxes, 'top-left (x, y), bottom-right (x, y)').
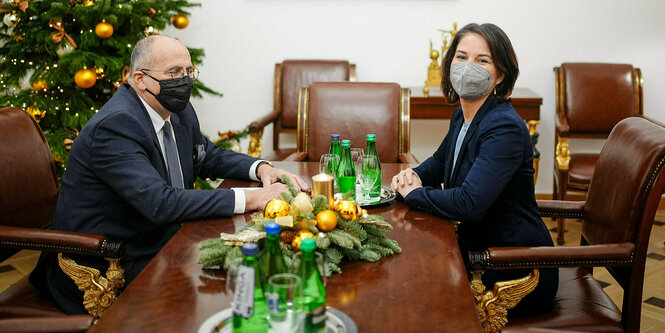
top-left (537, 199), bottom-right (584, 219)
top-left (469, 242), bottom-right (635, 270)
top-left (249, 110), bottom-right (281, 132)
top-left (0, 226), bottom-right (124, 258)
top-left (0, 315), bottom-right (94, 333)
top-left (283, 152), bottom-right (307, 161)
top-left (398, 153), bottom-right (419, 164)
top-left (555, 111), bottom-right (570, 137)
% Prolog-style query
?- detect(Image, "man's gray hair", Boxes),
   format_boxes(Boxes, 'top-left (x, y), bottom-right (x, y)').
top-left (128, 36), bottom-right (158, 86)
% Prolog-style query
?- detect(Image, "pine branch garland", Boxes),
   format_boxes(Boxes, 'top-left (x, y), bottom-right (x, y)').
top-left (311, 195), bottom-right (330, 214)
top-left (337, 220), bottom-right (367, 241)
top-left (280, 174), bottom-right (300, 197)
top-left (315, 235), bottom-right (331, 249)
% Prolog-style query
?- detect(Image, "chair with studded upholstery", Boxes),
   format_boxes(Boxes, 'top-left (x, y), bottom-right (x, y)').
top-left (553, 63), bottom-right (643, 245)
top-left (284, 81), bottom-right (418, 164)
top-left (468, 117), bottom-right (664, 333)
top-left (248, 60), bottom-right (356, 160)
top-left (0, 107), bottom-right (124, 332)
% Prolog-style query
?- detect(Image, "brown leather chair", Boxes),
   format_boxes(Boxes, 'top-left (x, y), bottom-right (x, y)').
top-left (248, 60), bottom-right (356, 159)
top-left (553, 63), bottom-right (643, 245)
top-left (0, 107), bottom-right (124, 332)
top-left (469, 117), bottom-right (665, 333)
top-left (284, 82), bottom-right (418, 164)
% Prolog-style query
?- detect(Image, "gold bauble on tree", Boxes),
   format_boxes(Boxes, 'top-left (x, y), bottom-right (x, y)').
top-left (264, 199), bottom-right (290, 219)
top-left (172, 13), bottom-right (189, 29)
top-left (334, 200), bottom-right (360, 221)
top-left (95, 20), bottom-right (113, 39)
top-left (316, 209), bottom-right (338, 232)
top-left (32, 79), bottom-right (48, 92)
top-left (291, 230), bottom-right (315, 249)
top-left (74, 66), bottom-right (96, 89)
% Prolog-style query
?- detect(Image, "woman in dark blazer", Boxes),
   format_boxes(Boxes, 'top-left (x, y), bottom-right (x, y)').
top-left (391, 23), bottom-right (557, 316)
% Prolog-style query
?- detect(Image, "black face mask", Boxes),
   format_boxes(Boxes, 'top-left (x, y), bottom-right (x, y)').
top-left (143, 72), bottom-right (193, 114)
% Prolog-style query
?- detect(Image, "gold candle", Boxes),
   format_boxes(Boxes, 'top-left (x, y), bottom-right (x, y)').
top-left (312, 173), bottom-right (334, 207)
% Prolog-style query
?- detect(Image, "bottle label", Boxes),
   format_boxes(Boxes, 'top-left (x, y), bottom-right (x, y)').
top-left (232, 265), bottom-right (255, 318)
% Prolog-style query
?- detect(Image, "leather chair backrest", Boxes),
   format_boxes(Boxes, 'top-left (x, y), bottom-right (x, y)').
top-left (279, 60), bottom-right (351, 129)
top-left (0, 107), bottom-right (58, 230)
top-left (583, 117), bottom-right (665, 245)
top-left (299, 82), bottom-right (404, 163)
top-left (560, 63), bottom-right (642, 134)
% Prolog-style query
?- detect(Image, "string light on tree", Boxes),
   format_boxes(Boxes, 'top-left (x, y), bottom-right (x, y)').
top-left (143, 25), bottom-right (160, 36)
top-left (74, 66), bottom-right (96, 89)
top-left (95, 19), bottom-right (113, 39)
top-left (172, 13), bottom-right (189, 29)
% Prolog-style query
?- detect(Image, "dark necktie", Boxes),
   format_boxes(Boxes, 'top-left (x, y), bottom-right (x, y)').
top-left (162, 121), bottom-right (184, 188)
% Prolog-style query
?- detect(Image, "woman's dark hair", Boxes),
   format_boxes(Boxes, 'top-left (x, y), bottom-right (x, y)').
top-left (441, 23), bottom-right (519, 103)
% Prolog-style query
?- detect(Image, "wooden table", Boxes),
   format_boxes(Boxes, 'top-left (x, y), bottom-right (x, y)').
top-left (90, 162), bottom-right (482, 333)
top-left (410, 87), bottom-right (543, 182)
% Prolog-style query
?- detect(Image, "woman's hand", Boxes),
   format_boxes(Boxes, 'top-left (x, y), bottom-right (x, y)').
top-left (391, 168), bottom-right (423, 198)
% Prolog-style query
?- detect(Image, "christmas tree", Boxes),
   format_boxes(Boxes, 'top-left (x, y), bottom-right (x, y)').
top-left (0, 0), bottom-right (222, 178)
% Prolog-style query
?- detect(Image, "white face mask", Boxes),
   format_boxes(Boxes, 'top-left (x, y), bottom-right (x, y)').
top-left (449, 61), bottom-right (496, 100)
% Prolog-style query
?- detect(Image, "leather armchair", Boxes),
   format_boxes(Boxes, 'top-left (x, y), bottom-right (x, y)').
top-left (248, 60), bottom-right (356, 159)
top-left (469, 117), bottom-right (665, 333)
top-left (285, 82), bottom-right (418, 163)
top-left (0, 107), bottom-right (124, 331)
top-left (553, 63), bottom-right (643, 245)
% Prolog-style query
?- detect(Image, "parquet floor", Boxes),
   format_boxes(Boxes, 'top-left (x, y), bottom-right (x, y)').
top-left (1, 214), bottom-right (664, 331)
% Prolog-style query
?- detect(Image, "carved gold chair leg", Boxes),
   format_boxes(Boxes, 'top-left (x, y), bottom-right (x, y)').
top-left (58, 253), bottom-right (125, 318)
top-left (248, 128), bottom-right (263, 158)
top-left (470, 269), bottom-right (540, 333)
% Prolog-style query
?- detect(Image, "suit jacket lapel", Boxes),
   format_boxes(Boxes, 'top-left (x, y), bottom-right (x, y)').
top-left (171, 115), bottom-right (193, 188)
top-left (449, 97), bottom-right (501, 186)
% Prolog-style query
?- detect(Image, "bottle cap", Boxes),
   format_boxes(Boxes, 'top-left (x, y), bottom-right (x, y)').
top-left (331, 134), bottom-right (340, 141)
top-left (367, 134), bottom-right (376, 141)
top-left (341, 140), bottom-right (351, 147)
top-left (300, 238), bottom-right (316, 252)
top-left (265, 222), bottom-right (280, 235)
top-left (242, 242), bottom-right (259, 256)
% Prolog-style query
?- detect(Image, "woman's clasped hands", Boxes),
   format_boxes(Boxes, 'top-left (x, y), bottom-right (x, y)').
top-left (391, 168), bottom-right (422, 198)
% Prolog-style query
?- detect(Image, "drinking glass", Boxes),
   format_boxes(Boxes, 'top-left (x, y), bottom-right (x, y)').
top-left (360, 155), bottom-right (380, 204)
top-left (318, 154), bottom-right (339, 177)
top-left (350, 148), bottom-right (364, 181)
top-left (265, 273), bottom-right (302, 333)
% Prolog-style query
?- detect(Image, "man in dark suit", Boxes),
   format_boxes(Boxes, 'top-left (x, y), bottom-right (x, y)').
top-left (30, 35), bottom-right (308, 314)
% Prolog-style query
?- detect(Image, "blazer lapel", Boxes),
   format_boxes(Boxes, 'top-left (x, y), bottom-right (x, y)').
top-left (170, 116), bottom-right (193, 188)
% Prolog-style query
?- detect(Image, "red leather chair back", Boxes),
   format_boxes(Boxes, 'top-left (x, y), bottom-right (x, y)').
top-left (560, 63), bottom-right (642, 135)
top-left (0, 107), bottom-right (58, 230)
top-left (297, 82), bottom-right (408, 163)
top-left (279, 60), bottom-right (352, 129)
top-left (583, 117), bottom-right (665, 246)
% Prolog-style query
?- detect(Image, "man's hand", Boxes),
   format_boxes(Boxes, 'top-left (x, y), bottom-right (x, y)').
top-left (243, 182), bottom-right (289, 211)
top-left (391, 168), bottom-right (422, 198)
top-left (257, 164), bottom-right (310, 192)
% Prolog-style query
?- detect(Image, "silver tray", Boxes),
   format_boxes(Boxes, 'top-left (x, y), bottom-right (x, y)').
top-left (199, 307), bottom-right (357, 333)
top-left (359, 186), bottom-right (396, 207)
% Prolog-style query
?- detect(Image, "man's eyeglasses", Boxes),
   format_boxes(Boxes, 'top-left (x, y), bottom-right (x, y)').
top-left (141, 68), bottom-right (200, 81)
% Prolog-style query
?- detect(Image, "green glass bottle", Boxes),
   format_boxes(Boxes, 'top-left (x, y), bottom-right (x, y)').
top-left (365, 134), bottom-right (382, 199)
top-left (336, 139), bottom-right (356, 196)
top-left (295, 238), bottom-right (327, 332)
top-left (232, 243), bottom-right (268, 332)
top-left (327, 134), bottom-right (341, 175)
top-left (259, 223), bottom-right (287, 288)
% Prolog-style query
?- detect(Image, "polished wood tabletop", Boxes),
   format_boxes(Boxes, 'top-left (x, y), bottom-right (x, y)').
top-left (90, 162), bottom-right (482, 333)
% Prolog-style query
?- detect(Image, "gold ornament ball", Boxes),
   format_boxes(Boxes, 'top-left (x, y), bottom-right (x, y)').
top-left (74, 67), bottom-right (97, 89)
top-left (172, 13), bottom-right (189, 29)
top-left (315, 209), bottom-right (338, 232)
top-left (32, 80), bottom-right (48, 92)
top-left (264, 198), bottom-right (291, 219)
top-left (291, 230), bottom-right (315, 249)
top-left (335, 200), bottom-right (359, 221)
top-left (95, 20), bottom-right (114, 39)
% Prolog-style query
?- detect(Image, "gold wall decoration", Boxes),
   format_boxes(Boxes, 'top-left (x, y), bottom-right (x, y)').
top-left (471, 269), bottom-right (540, 333)
top-left (58, 253), bottom-right (125, 318)
top-left (423, 22), bottom-right (458, 97)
